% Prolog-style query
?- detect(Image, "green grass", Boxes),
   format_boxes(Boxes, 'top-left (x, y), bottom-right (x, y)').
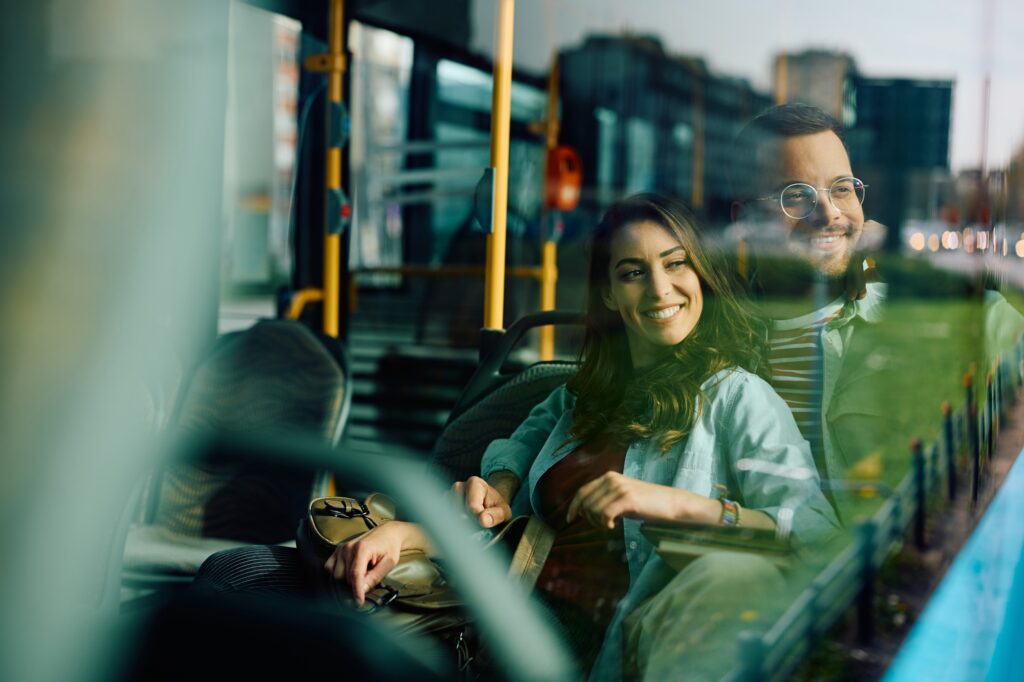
top-left (873, 298), bottom-right (982, 461)
top-left (761, 295), bottom-right (994, 520)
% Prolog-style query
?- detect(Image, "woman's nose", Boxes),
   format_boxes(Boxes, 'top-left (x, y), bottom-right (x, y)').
top-left (646, 269), bottom-right (672, 298)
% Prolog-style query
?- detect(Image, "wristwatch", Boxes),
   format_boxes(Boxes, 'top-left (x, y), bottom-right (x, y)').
top-left (718, 497), bottom-right (741, 527)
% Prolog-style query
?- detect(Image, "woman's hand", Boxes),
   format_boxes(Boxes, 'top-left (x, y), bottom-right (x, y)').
top-left (566, 472), bottom-right (721, 529)
top-left (451, 475), bottom-right (513, 528)
top-left (324, 521), bottom-right (423, 605)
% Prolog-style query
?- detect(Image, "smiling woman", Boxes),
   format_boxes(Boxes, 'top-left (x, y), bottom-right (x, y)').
top-left (568, 194), bottom-right (774, 454)
top-left (338, 193), bottom-right (839, 679)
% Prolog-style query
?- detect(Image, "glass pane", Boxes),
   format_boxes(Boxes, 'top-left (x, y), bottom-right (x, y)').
top-left (219, 1), bottom-right (301, 330)
top-left (348, 21), bottom-right (414, 287)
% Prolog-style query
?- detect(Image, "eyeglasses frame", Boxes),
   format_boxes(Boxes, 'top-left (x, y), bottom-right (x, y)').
top-left (755, 176), bottom-right (868, 220)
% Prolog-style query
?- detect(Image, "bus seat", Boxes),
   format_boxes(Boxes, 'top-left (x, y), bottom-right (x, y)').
top-left (431, 361), bottom-right (577, 482)
top-left (121, 320), bottom-right (351, 592)
top-left (430, 311), bottom-right (583, 482)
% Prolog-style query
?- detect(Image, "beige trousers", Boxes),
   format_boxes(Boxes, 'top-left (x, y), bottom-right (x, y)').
top-left (621, 552), bottom-right (787, 681)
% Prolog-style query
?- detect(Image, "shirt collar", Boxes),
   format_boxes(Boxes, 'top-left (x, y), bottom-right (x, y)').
top-left (771, 282), bottom-right (887, 332)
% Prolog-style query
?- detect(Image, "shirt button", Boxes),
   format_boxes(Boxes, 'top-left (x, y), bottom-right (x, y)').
top-left (628, 541), bottom-right (638, 550)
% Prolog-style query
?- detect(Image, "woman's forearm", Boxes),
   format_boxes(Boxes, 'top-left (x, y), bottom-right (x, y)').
top-left (734, 508), bottom-right (776, 531)
top-left (674, 489), bottom-right (776, 531)
top-left (387, 520), bottom-right (435, 556)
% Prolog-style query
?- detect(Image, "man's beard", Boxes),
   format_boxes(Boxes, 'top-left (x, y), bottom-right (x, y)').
top-left (787, 223), bottom-right (861, 278)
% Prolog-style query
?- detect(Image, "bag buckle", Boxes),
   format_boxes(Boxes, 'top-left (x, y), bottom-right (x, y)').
top-left (320, 499), bottom-right (377, 529)
top-left (455, 628), bottom-right (473, 672)
top-left (364, 584), bottom-right (399, 614)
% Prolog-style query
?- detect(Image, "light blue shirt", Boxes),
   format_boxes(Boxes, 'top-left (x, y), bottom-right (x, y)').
top-left (480, 366), bottom-right (838, 681)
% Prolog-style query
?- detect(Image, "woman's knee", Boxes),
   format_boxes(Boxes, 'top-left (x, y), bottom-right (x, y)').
top-left (632, 552), bottom-right (785, 628)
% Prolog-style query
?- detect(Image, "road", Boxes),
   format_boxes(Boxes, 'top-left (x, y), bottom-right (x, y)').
top-left (925, 248), bottom-right (1024, 291)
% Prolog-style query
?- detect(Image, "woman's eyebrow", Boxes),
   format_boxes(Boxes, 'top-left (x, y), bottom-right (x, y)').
top-left (614, 246), bottom-right (684, 269)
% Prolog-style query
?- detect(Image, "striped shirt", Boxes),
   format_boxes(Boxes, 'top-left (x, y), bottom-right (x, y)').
top-left (768, 298), bottom-right (846, 463)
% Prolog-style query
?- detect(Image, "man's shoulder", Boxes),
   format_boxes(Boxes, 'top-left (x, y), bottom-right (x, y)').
top-left (852, 282), bottom-right (886, 322)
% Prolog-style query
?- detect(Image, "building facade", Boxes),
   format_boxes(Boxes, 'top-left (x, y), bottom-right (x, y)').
top-left (559, 34), bottom-right (772, 227)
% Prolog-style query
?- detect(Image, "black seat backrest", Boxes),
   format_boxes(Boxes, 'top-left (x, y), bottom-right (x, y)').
top-left (430, 362), bottom-right (577, 482)
top-left (429, 311), bottom-right (584, 482)
top-left (153, 320), bottom-right (351, 543)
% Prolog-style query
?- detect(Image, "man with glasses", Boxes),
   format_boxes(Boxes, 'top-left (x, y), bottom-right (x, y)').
top-left (732, 103), bottom-right (1022, 494)
top-left (731, 103), bottom-right (888, 490)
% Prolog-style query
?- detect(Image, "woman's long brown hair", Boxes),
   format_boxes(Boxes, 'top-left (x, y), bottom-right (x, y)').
top-left (566, 194), bottom-right (769, 453)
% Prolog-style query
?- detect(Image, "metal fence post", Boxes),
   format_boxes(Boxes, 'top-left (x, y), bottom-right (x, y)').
top-left (912, 439), bottom-right (926, 549)
top-left (986, 372), bottom-right (994, 464)
top-left (1018, 337), bottom-right (1024, 386)
top-left (942, 401), bottom-right (956, 501)
top-left (856, 520), bottom-right (877, 644)
top-left (967, 373), bottom-right (981, 507)
top-left (737, 630), bottom-right (764, 681)
top-left (997, 359), bottom-right (1005, 420)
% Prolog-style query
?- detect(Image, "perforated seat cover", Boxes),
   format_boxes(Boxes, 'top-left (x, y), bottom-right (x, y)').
top-left (430, 362), bottom-right (577, 482)
top-left (152, 320), bottom-right (346, 544)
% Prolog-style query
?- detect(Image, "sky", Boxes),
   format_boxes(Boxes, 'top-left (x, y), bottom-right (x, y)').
top-left (471, 0), bottom-right (1024, 172)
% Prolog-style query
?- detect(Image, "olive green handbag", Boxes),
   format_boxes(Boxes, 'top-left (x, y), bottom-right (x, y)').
top-left (296, 494), bottom-right (553, 637)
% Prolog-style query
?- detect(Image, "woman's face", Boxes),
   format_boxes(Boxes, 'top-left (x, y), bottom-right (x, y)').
top-left (602, 220), bottom-right (704, 368)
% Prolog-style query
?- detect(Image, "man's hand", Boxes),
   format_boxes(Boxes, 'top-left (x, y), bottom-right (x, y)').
top-left (451, 475), bottom-right (513, 528)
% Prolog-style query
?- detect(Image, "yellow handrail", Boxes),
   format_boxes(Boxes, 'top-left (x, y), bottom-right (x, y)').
top-left (538, 240), bottom-right (558, 359)
top-left (351, 265), bottom-right (544, 280)
top-left (285, 287), bottom-right (325, 321)
top-left (482, 0), bottom-right (515, 331)
top-left (538, 55), bottom-right (561, 361)
top-left (322, 0), bottom-right (346, 338)
top-left (294, 0), bottom-right (348, 338)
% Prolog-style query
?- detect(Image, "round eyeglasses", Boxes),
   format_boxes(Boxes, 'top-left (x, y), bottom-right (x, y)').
top-left (758, 177), bottom-right (867, 220)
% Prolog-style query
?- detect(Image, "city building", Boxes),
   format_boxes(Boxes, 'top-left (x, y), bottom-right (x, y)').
top-left (559, 34), bottom-right (772, 227)
top-left (772, 49), bottom-right (858, 124)
top-left (849, 77), bottom-right (954, 247)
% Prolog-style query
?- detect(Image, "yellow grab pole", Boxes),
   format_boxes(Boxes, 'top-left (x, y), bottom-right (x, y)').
top-left (544, 57), bottom-right (560, 149)
top-left (691, 74), bottom-right (705, 210)
top-left (538, 240), bottom-right (558, 359)
top-left (774, 54), bottom-right (788, 105)
top-left (322, 0), bottom-right (346, 338)
top-left (483, 0), bottom-right (515, 331)
top-left (736, 237), bottom-right (748, 282)
top-left (833, 59), bottom-right (845, 118)
top-left (538, 56), bottom-right (560, 361)
top-left (285, 288), bottom-right (325, 321)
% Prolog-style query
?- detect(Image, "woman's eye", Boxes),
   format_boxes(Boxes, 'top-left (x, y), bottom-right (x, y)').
top-left (667, 259), bottom-right (688, 270)
top-left (619, 269), bottom-right (643, 281)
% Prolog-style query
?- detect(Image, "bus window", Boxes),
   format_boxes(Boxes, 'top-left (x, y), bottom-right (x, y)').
top-left (219, 1), bottom-right (301, 332)
top-left (347, 21), bottom-right (415, 289)
top-left (434, 59), bottom-right (547, 259)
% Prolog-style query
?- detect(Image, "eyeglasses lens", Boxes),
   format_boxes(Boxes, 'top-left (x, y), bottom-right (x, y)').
top-left (779, 179), bottom-right (864, 219)
top-left (830, 178), bottom-right (865, 209)
top-left (780, 185), bottom-right (817, 219)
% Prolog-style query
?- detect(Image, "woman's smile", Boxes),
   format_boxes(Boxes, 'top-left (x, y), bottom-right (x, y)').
top-left (644, 304), bottom-right (684, 321)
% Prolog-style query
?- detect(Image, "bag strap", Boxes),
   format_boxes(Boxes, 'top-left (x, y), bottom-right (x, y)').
top-left (506, 516), bottom-right (555, 590)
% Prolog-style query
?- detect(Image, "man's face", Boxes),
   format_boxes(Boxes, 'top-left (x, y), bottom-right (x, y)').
top-left (752, 130), bottom-right (864, 278)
